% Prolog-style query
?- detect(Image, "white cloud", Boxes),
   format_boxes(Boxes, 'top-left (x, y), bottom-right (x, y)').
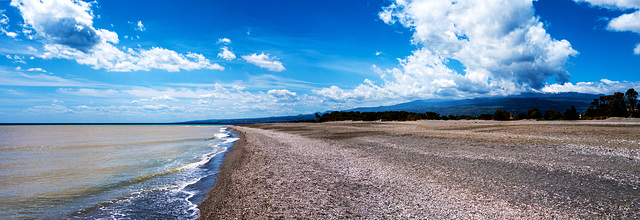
top-left (11, 0), bottom-right (98, 52)
top-left (136, 20), bottom-right (145, 31)
top-left (313, 79), bottom-right (396, 104)
top-left (241, 53), bottom-right (285, 72)
top-left (218, 47), bottom-right (236, 60)
top-left (541, 79), bottom-right (640, 94)
top-left (11, 0), bottom-right (224, 72)
top-left (608, 10), bottom-right (640, 33)
top-left (25, 67), bottom-right (46, 72)
top-left (314, 0), bottom-right (578, 104)
top-left (217, 38), bottom-right (231, 44)
top-left (4, 31), bottom-right (18, 38)
top-left (575, 0), bottom-right (640, 54)
top-left (41, 44), bottom-right (224, 72)
top-left (268, 89), bottom-right (298, 103)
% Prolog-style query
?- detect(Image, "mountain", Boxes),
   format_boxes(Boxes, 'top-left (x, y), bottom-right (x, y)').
top-left (349, 92), bottom-right (601, 116)
top-left (185, 92), bottom-right (601, 124)
top-left (182, 114), bottom-right (317, 124)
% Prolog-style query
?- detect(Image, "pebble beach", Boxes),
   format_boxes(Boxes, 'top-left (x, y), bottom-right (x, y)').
top-left (198, 120), bottom-right (640, 219)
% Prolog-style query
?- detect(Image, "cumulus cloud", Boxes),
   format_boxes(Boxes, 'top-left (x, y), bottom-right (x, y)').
top-left (10, 0), bottom-right (223, 72)
top-left (40, 44), bottom-right (224, 72)
top-left (218, 47), bottom-right (236, 60)
top-left (576, 0), bottom-right (640, 54)
top-left (314, 0), bottom-right (579, 104)
top-left (268, 89), bottom-right (298, 103)
top-left (11, 0), bottom-right (100, 52)
top-left (241, 53), bottom-right (285, 72)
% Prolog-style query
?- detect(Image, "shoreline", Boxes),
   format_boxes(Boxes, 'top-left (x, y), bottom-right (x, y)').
top-left (198, 126), bottom-right (247, 219)
top-left (198, 121), bottom-right (640, 219)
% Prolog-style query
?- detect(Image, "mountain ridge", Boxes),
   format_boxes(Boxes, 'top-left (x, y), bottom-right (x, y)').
top-left (185, 92), bottom-right (601, 124)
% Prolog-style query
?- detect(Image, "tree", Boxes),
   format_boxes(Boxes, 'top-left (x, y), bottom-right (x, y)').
top-left (478, 114), bottom-right (493, 120)
top-left (544, 109), bottom-right (564, 120)
top-left (494, 109), bottom-right (511, 120)
top-left (527, 108), bottom-right (542, 119)
top-left (425, 111), bottom-right (440, 120)
top-left (585, 92), bottom-right (628, 118)
top-left (564, 106), bottom-right (580, 120)
top-left (609, 92), bottom-right (628, 117)
top-left (626, 88), bottom-right (638, 117)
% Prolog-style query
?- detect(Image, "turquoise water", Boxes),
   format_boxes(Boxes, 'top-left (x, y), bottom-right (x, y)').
top-left (0, 125), bottom-right (236, 219)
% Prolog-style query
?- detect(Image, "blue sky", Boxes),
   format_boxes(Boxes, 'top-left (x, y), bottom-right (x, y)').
top-left (0, 0), bottom-right (639, 123)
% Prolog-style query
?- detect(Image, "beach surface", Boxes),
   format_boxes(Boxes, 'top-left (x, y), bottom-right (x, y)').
top-left (198, 120), bottom-right (640, 219)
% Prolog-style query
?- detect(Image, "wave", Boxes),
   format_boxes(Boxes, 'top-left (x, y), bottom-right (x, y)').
top-left (68, 128), bottom-right (238, 219)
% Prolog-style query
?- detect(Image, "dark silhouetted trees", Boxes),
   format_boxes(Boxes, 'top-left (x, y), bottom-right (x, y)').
top-left (564, 106), bottom-right (580, 120)
top-left (478, 114), bottom-right (493, 120)
top-left (527, 108), bottom-right (543, 119)
top-left (544, 109), bottom-right (564, 120)
top-left (585, 88), bottom-right (639, 118)
top-left (494, 109), bottom-right (511, 120)
top-left (626, 88), bottom-right (638, 117)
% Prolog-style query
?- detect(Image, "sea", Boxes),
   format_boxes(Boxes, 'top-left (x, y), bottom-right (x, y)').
top-left (0, 125), bottom-right (237, 219)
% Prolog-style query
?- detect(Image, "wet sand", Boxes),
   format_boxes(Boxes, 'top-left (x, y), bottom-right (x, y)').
top-left (198, 120), bottom-right (640, 219)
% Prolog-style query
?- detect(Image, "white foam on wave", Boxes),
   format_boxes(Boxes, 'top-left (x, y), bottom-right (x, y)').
top-left (176, 130), bottom-right (240, 215)
top-left (213, 133), bottom-right (229, 139)
top-left (173, 141), bottom-right (233, 215)
top-left (223, 137), bottom-right (239, 144)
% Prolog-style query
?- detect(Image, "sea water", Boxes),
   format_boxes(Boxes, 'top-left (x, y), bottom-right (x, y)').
top-left (0, 125), bottom-right (237, 219)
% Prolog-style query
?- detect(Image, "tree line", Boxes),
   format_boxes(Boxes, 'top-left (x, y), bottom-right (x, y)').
top-left (315, 88), bottom-right (638, 122)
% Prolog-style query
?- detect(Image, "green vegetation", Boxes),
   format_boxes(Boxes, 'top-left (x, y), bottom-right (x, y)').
top-left (584, 88), bottom-right (638, 119)
top-left (316, 88), bottom-right (638, 122)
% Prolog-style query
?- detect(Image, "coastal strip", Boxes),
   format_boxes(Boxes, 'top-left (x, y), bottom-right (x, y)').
top-left (198, 121), bottom-right (640, 219)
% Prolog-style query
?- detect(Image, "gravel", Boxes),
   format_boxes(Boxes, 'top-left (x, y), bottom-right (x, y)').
top-left (199, 120), bottom-right (640, 219)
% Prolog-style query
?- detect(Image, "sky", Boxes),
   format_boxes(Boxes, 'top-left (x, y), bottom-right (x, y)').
top-left (0, 0), bottom-right (639, 123)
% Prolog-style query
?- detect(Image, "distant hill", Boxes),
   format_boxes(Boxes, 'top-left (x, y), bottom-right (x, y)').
top-left (182, 114), bottom-right (317, 124)
top-left (350, 92), bottom-right (601, 116)
top-left (185, 92), bottom-right (601, 124)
